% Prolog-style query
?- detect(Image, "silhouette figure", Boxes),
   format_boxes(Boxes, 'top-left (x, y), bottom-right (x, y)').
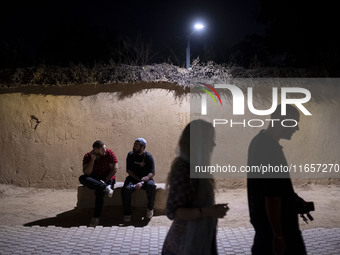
top-left (162, 119), bottom-right (229, 255)
top-left (247, 105), bottom-right (308, 255)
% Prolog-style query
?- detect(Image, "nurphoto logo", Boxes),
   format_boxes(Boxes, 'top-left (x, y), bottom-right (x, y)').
top-left (200, 84), bottom-right (312, 116)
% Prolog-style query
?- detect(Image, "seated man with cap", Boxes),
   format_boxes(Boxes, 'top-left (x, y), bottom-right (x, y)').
top-left (121, 138), bottom-right (156, 222)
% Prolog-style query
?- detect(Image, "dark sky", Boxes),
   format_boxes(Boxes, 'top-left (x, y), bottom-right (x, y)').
top-left (1, 0), bottom-right (339, 70)
top-left (0, 0), bottom-right (264, 55)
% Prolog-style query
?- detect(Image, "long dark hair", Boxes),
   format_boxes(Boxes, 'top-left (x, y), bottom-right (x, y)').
top-left (167, 119), bottom-right (216, 189)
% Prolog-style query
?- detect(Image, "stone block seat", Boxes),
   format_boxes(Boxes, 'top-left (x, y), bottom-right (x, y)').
top-left (76, 182), bottom-right (168, 214)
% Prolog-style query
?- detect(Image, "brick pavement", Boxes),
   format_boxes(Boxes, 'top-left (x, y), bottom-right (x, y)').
top-left (0, 226), bottom-right (339, 255)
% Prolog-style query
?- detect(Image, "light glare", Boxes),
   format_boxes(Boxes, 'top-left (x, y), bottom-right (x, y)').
top-left (194, 23), bottom-right (204, 30)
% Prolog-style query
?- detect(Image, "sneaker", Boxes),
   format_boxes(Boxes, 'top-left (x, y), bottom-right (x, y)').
top-left (89, 217), bottom-right (100, 227)
top-left (146, 209), bottom-right (154, 219)
top-left (106, 185), bottom-right (114, 198)
top-left (123, 215), bottom-right (131, 222)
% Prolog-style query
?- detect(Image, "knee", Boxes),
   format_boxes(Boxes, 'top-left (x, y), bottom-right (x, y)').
top-left (79, 175), bottom-right (86, 184)
top-left (145, 179), bottom-right (156, 187)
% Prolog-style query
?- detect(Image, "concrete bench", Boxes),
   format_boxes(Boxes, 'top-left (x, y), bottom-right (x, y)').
top-left (76, 182), bottom-right (168, 214)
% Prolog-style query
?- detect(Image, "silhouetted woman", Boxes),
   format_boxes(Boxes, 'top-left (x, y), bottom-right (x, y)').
top-left (162, 119), bottom-right (229, 255)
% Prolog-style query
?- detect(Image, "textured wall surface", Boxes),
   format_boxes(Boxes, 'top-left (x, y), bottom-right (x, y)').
top-left (0, 84), bottom-right (190, 188)
top-left (0, 82), bottom-right (339, 189)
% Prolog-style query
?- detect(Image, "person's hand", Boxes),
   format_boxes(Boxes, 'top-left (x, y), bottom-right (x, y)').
top-left (135, 182), bottom-right (143, 190)
top-left (214, 203), bottom-right (229, 218)
top-left (141, 176), bottom-right (149, 182)
top-left (273, 236), bottom-right (286, 255)
top-left (90, 152), bottom-right (97, 160)
top-left (205, 203), bottom-right (229, 218)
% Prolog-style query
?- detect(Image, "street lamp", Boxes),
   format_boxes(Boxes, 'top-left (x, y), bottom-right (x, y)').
top-left (186, 23), bottom-right (205, 69)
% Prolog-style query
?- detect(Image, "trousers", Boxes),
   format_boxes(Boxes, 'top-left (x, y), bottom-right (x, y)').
top-left (79, 175), bottom-right (115, 218)
top-left (121, 176), bottom-right (156, 215)
top-left (251, 227), bottom-right (306, 255)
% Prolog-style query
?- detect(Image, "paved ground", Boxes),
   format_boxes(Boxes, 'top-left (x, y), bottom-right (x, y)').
top-left (0, 226), bottom-right (339, 255)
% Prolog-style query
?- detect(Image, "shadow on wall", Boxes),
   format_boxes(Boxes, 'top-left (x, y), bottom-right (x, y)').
top-left (24, 206), bottom-right (162, 228)
top-left (0, 82), bottom-right (190, 99)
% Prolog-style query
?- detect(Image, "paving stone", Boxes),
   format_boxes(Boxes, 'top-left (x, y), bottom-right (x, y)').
top-left (0, 226), bottom-right (339, 254)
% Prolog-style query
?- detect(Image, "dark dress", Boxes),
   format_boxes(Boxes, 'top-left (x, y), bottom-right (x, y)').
top-left (162, 157), bottom-right (218, 255)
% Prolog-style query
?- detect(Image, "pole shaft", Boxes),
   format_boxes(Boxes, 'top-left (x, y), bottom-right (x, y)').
top-left (186, 38), bottom-right (190, 69)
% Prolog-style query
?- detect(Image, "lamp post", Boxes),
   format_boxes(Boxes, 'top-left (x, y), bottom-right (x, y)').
top-left (186, 23), bottom-right (205, 69)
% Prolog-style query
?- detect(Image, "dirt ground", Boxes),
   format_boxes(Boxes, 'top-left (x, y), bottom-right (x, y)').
top-left (0, 184), bottom-right (339, 230)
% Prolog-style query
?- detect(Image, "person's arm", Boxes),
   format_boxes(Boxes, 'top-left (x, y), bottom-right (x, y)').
top-left (265, 196), bottom-right (286, 255)
top-left (105, 163), bottom-right (118, 181)
top-left (141, 172), bottom-right (154, 182)
top-left (174, 204), bottom-right (229, 220)
top-left (135, 172), bottom-right (153, 189)
top-left (126, 152), bottom-right (140, 181)
top-left (83, 153), bottom-right (96, 176)
top-left (126, 169), bottom-right (141, 181)
top-left (141, 153), bottom-right (155, 181)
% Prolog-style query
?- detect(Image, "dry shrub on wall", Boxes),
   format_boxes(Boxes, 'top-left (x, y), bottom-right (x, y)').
top-left (188, 58), bottom-right (232, 85)
top-left (67, 63), bottom-right (97, 85)
top-left (11, 68), bottom-right (34, 85)
top-left (31, 66), bottom-right (70, 86)
top-left (0, 60), bottom-right (232, 87)
top-left (0, 60), bottom-right (326, 88)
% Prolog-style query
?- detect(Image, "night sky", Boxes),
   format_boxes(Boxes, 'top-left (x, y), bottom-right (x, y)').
top-left (0, 0), bottom-right (339, 70)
